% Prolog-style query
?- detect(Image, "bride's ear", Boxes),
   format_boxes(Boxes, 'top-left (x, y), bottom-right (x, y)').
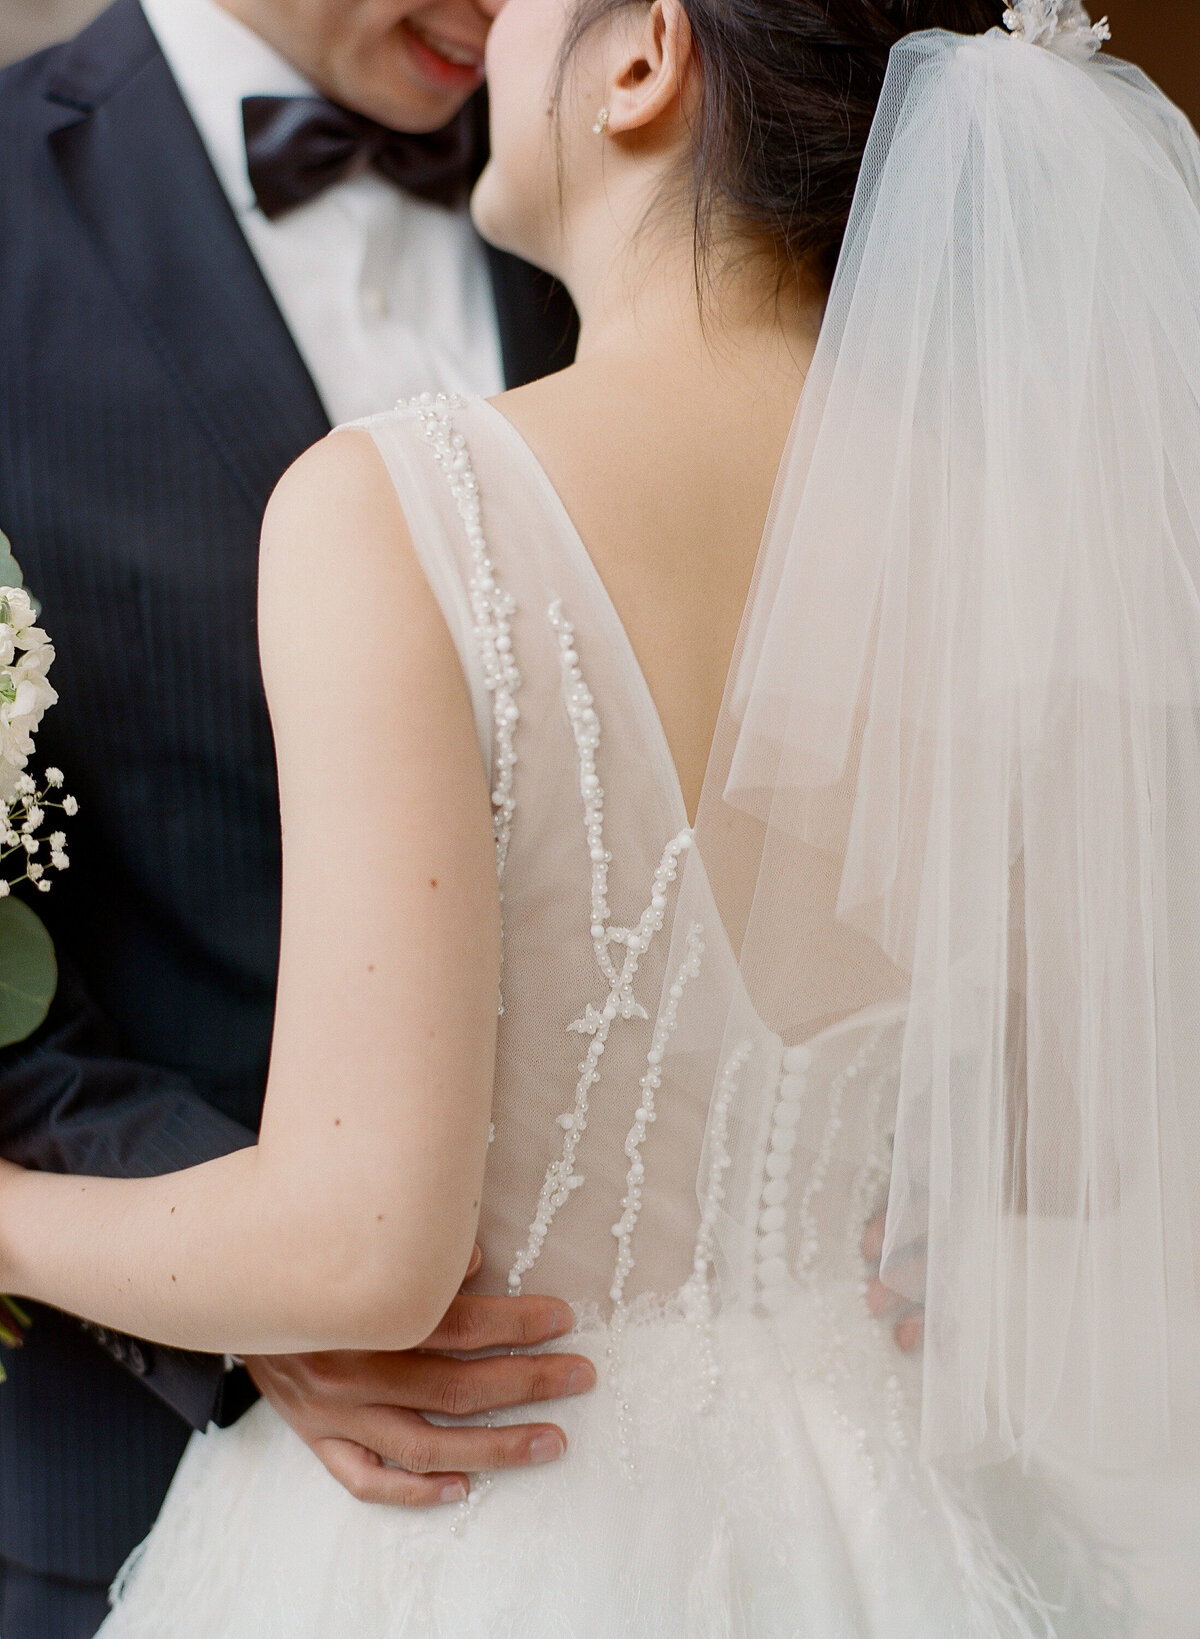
top-left (603, 0), bottom-right (697, 140)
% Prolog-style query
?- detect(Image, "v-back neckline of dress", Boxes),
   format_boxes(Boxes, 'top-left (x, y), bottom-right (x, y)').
top-left (477, 395), bottom-right (767, 835)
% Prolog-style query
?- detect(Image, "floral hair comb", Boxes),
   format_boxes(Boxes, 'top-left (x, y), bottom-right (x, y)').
top-left (1003, 0), bottom-right (1112, 58)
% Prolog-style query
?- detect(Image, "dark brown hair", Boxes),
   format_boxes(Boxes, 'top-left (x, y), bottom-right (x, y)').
top-left (561, 0), bottom-right (1003, 283)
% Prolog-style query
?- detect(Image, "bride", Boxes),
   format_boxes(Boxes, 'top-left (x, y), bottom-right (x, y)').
top-left (2, 0), bottom-right (1199, 1632)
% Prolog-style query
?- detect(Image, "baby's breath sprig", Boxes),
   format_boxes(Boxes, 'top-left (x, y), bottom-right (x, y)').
top-left (0, 768), bottom-right (75, 897)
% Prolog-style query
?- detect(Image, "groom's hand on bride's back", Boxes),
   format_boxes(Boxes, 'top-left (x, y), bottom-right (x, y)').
top-left (242, 1248), bottom-right (595, 1506)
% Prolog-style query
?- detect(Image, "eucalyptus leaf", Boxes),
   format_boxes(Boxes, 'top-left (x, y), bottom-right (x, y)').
top-left (0, 529), bottom-right (24, 594)
top-left (0, 896), bottom-right (57, 1049)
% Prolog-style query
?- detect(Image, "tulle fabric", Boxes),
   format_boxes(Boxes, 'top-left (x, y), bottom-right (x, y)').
top-left (663, 22), bottom-right (1200, 1476)
top-left (102, 1297), bottom-right (1111, 1639)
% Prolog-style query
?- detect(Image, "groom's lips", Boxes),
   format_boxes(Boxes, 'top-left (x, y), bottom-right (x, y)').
top-left (401, 21), bottom-right (486, 92)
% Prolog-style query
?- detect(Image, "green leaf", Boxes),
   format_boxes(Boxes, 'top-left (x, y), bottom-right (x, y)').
top-left (2, 1296), bottom-right (31, 1330)
top-left (0, 530), bottom-right (24, 593)
top-left (0, 896), bottom-right (57, 1048)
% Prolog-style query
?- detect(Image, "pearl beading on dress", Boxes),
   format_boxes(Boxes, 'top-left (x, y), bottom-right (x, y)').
top-left (754, 1028), bottom-right (913, 1487)
top-left (410, 392), bottom-right (521, 901)
top-left (792, 1029), bottom-right (885, 1304)
top-left (681, 1038), bottom-right (750, 1414)
top-left (755, 1042), bottom-right (813, 1314)
top-left (504, 602), bottom-right (693, 1296)
top-left (604, 922), bottom-right (705, 1474)
top-left (609, 923), bottom-right (705, 1309)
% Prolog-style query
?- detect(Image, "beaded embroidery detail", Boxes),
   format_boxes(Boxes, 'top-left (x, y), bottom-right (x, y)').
top-left (681, 1038), bottom-right (750, 1414)
top-left (610, 924), bottom-right (705, 1309)
top-left (409, 393), bottom-right (521, 888)
top-left (604, 923), bottom-right (705, 1472)
top-left (505, 601), bottom-right (694, 1296)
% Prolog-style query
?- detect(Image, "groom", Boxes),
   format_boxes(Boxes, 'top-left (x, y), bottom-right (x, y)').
top-left (0, 0), bottom-right (585, 1634)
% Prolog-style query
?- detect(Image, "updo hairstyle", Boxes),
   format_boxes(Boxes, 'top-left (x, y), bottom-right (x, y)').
top-left (561, 0), bottom-right (1004, 282)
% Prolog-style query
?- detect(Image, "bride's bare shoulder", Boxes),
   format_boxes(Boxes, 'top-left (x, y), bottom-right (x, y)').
top-left (261, 427), bottom-right (404, 558)
top-left (256, 426), bottom-right (447, 679)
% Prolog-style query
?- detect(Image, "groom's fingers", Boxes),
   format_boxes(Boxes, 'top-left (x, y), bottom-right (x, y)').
top-left (363, 1410), bottom-right (568, 1479)
top-left (327, 1409), bottom-right (570, 1497)
top-left (372, 1347), bottom-right (596, 1417)
top-left (421, 1291), bottom-right (576, 1353)
top-left (391, 1343), bottom-right (593, 1422)
top-left (314, 1437), bottom-right (472, 1507)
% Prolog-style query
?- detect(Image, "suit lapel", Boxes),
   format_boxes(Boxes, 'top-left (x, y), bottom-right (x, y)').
top-left (487, 244), bottom-right (580, 390)
top-left (44, 0), bottom-right (330, 511)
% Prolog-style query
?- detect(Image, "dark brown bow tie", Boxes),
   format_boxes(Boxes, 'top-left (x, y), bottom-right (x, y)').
top-left (242, 95), bottom-right (477, 220)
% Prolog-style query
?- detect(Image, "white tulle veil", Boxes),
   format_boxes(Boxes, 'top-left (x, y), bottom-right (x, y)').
top-left (662, 0), bottom-right (1200, 1475)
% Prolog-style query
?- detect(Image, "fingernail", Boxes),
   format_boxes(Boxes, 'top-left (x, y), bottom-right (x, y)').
top-left (566, 1364), bottom-right (596, 1395)
top-left (439, 1480), bottom-right (468, 1504)
top-left (528, 1431), bottom-right (565, 1465)
top-left (547, 1304), bottom-right (574, 1338)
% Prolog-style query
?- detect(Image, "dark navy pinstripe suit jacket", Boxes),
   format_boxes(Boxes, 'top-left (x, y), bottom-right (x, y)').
top-left (0, 0), bottom-right (577, 1585)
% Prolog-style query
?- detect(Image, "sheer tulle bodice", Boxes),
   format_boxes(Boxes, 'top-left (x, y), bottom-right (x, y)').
top-left (362, 393), bottom-right (716, 1313)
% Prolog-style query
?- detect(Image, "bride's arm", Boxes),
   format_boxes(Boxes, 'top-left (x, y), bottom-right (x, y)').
top-left (0, 431), bottom-right (501, 1356)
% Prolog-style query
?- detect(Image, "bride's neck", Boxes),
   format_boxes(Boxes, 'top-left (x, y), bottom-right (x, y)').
top-left (562, 208), bottom-right (826, 404)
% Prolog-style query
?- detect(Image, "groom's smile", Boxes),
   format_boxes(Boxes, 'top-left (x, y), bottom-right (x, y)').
top-left (218, 0), bottom-right (501, 132)
top-left (401, 15), bottom-right (488, 87)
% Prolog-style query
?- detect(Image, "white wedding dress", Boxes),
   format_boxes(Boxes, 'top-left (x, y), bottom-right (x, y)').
top-left (95, 395), bottom-right (1157, 1639)
top-left (90, 17), bottom-right (1200, 1629)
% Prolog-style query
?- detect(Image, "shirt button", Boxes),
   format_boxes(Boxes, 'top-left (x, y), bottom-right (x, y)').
top-left (362, 285), bottom-right (389, 318)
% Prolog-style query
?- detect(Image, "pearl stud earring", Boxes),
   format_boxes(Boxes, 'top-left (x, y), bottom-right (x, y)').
top-left (592, 106), bottom-right (610, 135)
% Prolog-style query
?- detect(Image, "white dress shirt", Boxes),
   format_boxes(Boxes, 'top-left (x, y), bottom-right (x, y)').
top-left (139, 0), bottom-right (504, 426)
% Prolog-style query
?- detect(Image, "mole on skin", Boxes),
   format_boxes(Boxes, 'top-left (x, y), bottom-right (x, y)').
top-left (429, 878), bottom-right (438, 888)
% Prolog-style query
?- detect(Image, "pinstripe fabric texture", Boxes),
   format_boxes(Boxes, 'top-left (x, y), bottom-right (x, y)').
top-left (0, 0), bottom-right (576, 1587)
top-left (0, 1557), bottom-right (110, 1639)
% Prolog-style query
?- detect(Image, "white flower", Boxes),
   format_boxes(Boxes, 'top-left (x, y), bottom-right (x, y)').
top-left (51, 851), bottom-right (68, 871)
top-left (23, 806), bottom-right (44, 832)
top-left (0, 880), bottom-right (11, 899)
top-left (45, 768), bottom-right (63, 788)
top-left (49, 832), bottom-right (65, 850)
top-left (26, 863), bottom-right (42, 881)
top-left (0, 593), bottom-right (56, 804)
top-left (1003, 0), bottom-right (1111, 58)
top-left (21, 836), bottom-right (36, 855)
top-left (62, 795), bottom-right (78, 817)
top-left (36, 879), bottom-right (50, 893)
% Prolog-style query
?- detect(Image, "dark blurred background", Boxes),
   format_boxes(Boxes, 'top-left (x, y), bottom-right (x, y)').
top-left (0, 0), bottom-right (1197, 124)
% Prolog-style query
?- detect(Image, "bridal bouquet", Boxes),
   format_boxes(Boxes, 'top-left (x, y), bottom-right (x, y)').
top-left (0, 527), bottom-right (76, 1378)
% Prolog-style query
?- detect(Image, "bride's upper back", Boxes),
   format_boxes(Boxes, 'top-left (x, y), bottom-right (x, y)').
top-left (496, 346), bottom-right (810, 828)
top-left (356, 380), bottom-right (789, 1308)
